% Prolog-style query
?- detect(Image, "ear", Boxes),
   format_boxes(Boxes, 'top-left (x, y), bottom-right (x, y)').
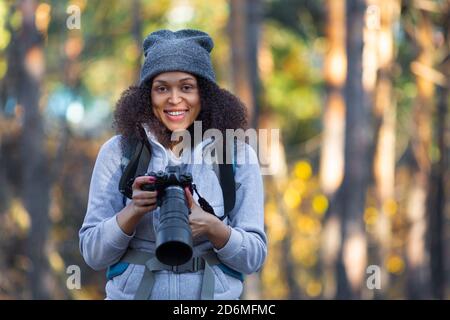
top-left (190, 35), bottom-right (214, 53)
top-left (175, 29), bottom-right (214, 53)
top-left (143, 30), bottom-right (174, 57)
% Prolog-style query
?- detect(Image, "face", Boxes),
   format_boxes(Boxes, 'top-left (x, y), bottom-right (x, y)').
top-left (151, 71), bottom-right (201, 132)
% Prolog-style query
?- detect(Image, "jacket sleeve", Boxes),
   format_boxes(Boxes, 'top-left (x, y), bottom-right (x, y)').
top-left (79, 136), bottom-right (134, 271)
top-left (213, 141), bottom-right (267, 274)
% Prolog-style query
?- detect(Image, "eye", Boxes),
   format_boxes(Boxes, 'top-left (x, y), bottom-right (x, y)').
top-left (182, 84), bottom-right (194, 91)
top-left (154, 86), bottom-right (167, 93)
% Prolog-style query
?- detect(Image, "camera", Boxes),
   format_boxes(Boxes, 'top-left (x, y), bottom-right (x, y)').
top-left (141, 166), bottom-right (194, 266)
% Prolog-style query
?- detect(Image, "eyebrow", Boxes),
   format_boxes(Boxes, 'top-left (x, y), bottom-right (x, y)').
top-left (153, 77), bottom-right (195, 84)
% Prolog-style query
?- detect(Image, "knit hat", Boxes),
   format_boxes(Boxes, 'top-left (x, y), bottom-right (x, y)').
top-left (139, 29), bottom-right (216, 85)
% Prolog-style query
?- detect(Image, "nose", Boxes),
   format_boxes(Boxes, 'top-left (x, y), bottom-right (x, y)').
top-left (168, 89), bottom-right (182, 105)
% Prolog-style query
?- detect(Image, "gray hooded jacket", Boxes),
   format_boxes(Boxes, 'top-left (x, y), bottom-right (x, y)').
top-left (79, 129), bottom-right (267, 299)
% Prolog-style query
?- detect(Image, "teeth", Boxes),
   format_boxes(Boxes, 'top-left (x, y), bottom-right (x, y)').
top-left (167, 111), bottom-right (186, 116)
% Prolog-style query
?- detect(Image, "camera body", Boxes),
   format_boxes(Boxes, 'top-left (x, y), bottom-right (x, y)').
top-left (141, 166), bottom-right (194, 266)
top-left (142, 166), bottom-right (193, 203)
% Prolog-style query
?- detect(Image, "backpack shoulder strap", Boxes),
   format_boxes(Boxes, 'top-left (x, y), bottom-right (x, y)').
top-left (119, 138), bottom-right (141, 199)
top-left (118, 126), bottom-right (152, 201)
top-left (217, 138), bottom-right (237, 217)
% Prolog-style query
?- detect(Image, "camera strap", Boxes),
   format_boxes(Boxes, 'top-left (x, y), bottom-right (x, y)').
top-left (191, 183), bottom-right (221, 219)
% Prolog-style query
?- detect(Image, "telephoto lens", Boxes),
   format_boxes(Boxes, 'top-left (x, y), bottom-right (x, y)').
top-left (156, 184), bottom-right (193, 266)
top-left (143, 166), bottom-right (194, 266)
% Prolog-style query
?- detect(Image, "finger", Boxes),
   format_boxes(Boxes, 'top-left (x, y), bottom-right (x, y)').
top-left (134, 205), bottom-right (156, 215)
top-left (191, 230), bottom-right (200, 239)
top-left (133, 190), bottom-right (158, 199)
top-left (132, 175), bottom-right (156, 190)
top-left (184, 187), bottom-right (193, 209)
top-left (134, 199), bottom-right (157, 207)
top-left (136, 206), bottom-right (157, 215)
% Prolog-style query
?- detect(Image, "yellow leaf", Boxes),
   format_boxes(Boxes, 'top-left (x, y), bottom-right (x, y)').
top-left (294, 160), bottom-right (312, 180)
top-left (364, 207), bottom-right (378, 225)
top-left (10, 199), bottom-right (30, 233)
top-left (48, 251), bottom-right (65, 273)
top-left (383, 199), bottom-right (397, 217)
top-left (312, 194), bottom-right (328, 216)
top-left (306, 280), bottom-right (322, 298)
top-left (386, 255), bottom-right (404, 274)
top-left (283, 187), bottom-right (301, 209)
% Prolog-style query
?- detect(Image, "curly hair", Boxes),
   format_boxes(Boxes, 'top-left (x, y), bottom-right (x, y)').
top-left (112, 76), bottom-right (248, 151)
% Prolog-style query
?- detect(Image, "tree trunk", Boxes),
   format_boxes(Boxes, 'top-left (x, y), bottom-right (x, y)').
top-left (320, 0), bottom-right (346, 299)
top-left (428, 4), bottom-right (449, 300)
top-left (336, 0), bottom-right (370, 299)
top-left (428, 85), bottom-right (448, 300)
top-left (320, 0), bottom-right (346, 195)
top-left (228, 0), bottom-right (261, 129)
top-left (406, 7), bottom-right (434, 299)
top-left (372, 0), bottom-right (401, 299)
top-left (229, 0), bottom-right (263, 298)
top-left (18, 0), bottom-right (51, 299)
top-left (132, 0), bottom-right (142, 83)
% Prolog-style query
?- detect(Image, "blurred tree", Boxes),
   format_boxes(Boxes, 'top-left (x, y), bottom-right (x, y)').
top-left (228, 0), bottom-right (262, 128)
top-left (405, 1), bottom-right (436, 299)
top-left (13, 0), bottom-right (50, 299)
top-left (228, 0), bottom-right (264, 298)
top-left (336, 0), bottom-right (370, 299)
top-left (319, 0), bottom-right (346, 299)
top-left (372, 0), bottom-right (401, 299)
top-left (264, 0), bottom-right (325, 40)
top-left (131, 0), bottom-right (143, 82)
top-left (428, 0), bottom-right (450, 300)
top-left (320, 0), bottom-right (345, 196)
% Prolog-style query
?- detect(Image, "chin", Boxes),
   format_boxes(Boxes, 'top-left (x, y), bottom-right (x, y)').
top-left (167, 124), bottom-right (188, 132)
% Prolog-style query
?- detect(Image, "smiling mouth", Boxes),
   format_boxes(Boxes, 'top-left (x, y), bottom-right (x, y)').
top-left (163, 109), bottom-right (189, 121)
top-left (164, 110), bottom-right (188, 116)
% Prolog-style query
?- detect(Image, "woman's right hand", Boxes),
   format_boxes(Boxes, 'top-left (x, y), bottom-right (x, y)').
top-left (131, 176), bottom-right (158, 216)
top-left (117, 176), bottom-right (158, 236)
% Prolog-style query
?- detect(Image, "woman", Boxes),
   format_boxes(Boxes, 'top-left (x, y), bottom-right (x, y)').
top-left (79, 29), bottom-right (267, 300)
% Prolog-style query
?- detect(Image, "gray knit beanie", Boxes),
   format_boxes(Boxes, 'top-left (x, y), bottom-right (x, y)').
top-left (139, 29), bottom-right (216, 85)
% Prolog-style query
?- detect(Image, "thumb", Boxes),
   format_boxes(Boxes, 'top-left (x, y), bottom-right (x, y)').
top-left (184, 186), bottom-right (193, 209)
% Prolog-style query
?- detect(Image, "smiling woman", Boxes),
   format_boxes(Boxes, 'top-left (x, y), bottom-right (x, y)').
top-left (79, 29), bottom-right (267, 301)
top-left (151, 72), bottom-right (201, 133)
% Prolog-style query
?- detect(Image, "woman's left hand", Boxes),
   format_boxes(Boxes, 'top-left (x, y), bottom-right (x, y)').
top-left (184, 187), bottom-right (215, 239)
top-left (184, 187), bottom-right (232, 249)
